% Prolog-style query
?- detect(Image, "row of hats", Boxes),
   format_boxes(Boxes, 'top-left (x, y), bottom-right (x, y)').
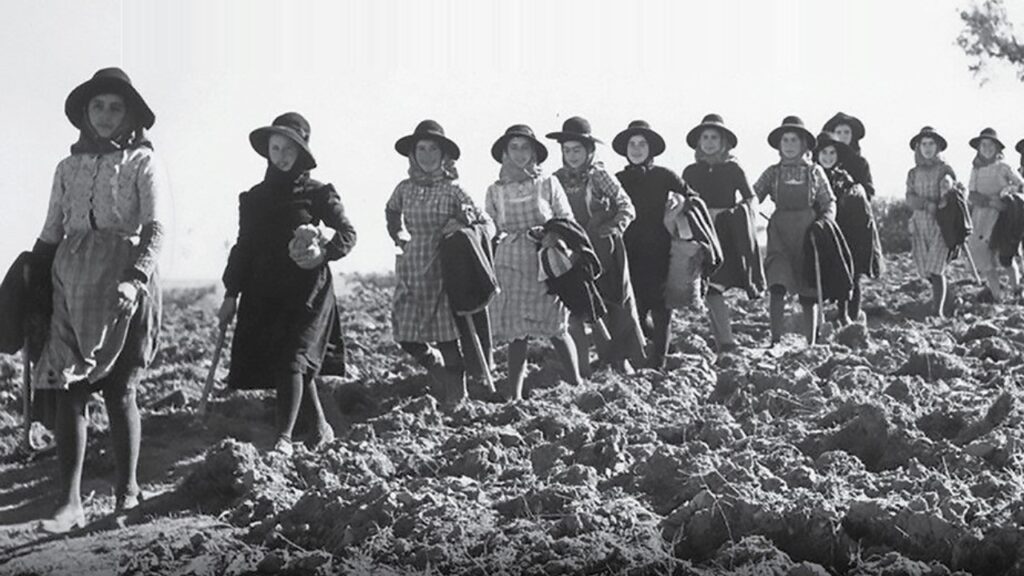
top-left (393, 114), bottom-right (833, 165)
top-left (65, 68), bottom-right (1024, 171)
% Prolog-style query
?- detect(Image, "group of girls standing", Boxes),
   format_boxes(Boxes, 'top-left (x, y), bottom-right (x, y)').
top-left (23, 65), bottom-right (1024, 534)
top-left (385, 111), bottom-right (886, 400)
top-left (907, 125), bottom-right (1024, 313)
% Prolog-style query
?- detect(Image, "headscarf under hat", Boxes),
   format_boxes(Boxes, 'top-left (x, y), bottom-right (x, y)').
top-left (694, 131), bottom-right (735, 166)
top-left (408, 152), bottom-right (458, 185)
top-left (69, 107), bottom-right (152, 155)
top-left (499, 147), bottom-right (542, 184)
top-left (557, 148), bottom-right (601, 190)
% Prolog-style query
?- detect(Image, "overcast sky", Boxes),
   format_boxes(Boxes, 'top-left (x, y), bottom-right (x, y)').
top-left (2, 0), bottom-right (1023, 280)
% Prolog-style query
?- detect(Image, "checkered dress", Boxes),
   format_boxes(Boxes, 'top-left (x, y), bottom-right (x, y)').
top-left (387, 179), bottom-right (490, 343)
top-left (34, 149), bottom-right (165, 389)
top-left (967, 161), bottom-right (1024, 273)
top-left (485, 176), bottom-right (574, 341)
top-left (907, 163), bottom-right (956, 278)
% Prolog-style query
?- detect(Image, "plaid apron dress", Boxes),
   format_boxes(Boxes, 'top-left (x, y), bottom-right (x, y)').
top-left (388, 180), bottom-right (480, 343)
top-left (907, 163), bottom-right (955, 278)
top-left (485, 176), bottom-right (573, 341)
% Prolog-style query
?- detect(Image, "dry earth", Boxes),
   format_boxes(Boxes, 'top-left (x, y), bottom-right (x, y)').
top-left (1, 253), bottom-right (1024, 575)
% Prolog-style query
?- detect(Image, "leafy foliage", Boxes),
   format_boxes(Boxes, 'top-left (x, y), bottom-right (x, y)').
top-left (873, 198), bottom-right (913, 255)
top-left (958, 0), bottom-right (1024, 80)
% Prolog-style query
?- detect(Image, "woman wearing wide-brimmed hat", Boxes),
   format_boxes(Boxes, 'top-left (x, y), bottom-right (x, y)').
top-left (30, 68), bottom-right (164, 532)
top-left (385, 120), bottom-right (494, 403)
top-left (905, 126), bottom-right (958, 316)
top-left (218, 112), bottom-right (356, 456)
top-left (547, 116), bottom-right (645, 375)
top-left (965, 127), bottom-right (1024, 302)
top-left (753, 116), bottom-right (835, 346)
top-left (485, 124), bottom-right (581, 400)
top-left (822, 112), bottom-right (875, 200)
top-left (612, 120), bottom-right (688, 368)
top-left (813, 131), bottom-right (883, 324)
top-left (682, 113), bottom-right (761, 352)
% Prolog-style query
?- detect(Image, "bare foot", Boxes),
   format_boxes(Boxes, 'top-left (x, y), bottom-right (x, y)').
top-left (39, 504), bottom-right (86, 534)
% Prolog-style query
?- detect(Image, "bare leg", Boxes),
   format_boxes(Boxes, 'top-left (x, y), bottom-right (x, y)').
top-left (801, 300), bottom-right (818, 346)
top-left (567, 317), bottom-right (592, 378)
top-left (301, 374), bottom-right (334, 449)
top-left (550, 330), bottom-right (582, 385)
top-left (504, 339), bottom-right (529, 401)
top-left (706, 290), bottom-right (735, 350)
top-left (275, 372), bottom-right (303, 449)
top-left (40, 385), bottom-right (89, 532)
top-left (847, 276), bottom-right (863, 322)
top-left (929, 274), bottom-right (947, 318)
top-left (102, 367), bottom-right (142, 510)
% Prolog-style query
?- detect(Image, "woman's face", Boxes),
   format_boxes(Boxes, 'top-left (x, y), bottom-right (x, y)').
top-left (561, 140), bottom-right (589, 169)
top-left (779, 132), bottom-right (804, 159)
top-left (414, 139), bottom-right (443, 172)
top-left (699, 129), bottom-right (722, 155)
top-left (507, 137), bottom-right (535, 168)
top-left (918, 137), bottom-right (938, 159)
top-left (627, 135), bottom-right (649, 165)
top-left (87, 93), bottom-right (127, 138)
top-left (833, 124), bottom-right (854, 145)
top-left (818, 145), bottom-right (839, 168)
top-left (978, 139), bottom-right (998, 160)
top-left (268, 133), bottom-right (300, 172)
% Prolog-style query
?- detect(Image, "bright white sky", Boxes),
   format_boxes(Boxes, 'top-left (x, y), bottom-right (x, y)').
top-left (2, 0), bottom-right (1023, 279)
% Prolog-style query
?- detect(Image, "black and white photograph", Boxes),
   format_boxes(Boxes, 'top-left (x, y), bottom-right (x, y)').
top-left (3, 0), bottom-right (1024, 574)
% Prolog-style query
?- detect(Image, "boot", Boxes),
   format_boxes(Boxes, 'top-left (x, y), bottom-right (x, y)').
top-left (426, 364), bottom-right (452, 404)
top-left (769, 290), bottom-right (786, 345)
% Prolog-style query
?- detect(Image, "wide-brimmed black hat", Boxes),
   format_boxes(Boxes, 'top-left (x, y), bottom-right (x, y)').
top-left (395, 119), bottom-right (461, 160)
top-left (250, 112), bottom-right (317, 170)
top-left (822, 112), bottom-right (865, 142)
top-left (969, 127), bottom-right (1005, 151)
top-left (546, 116), bottom-right (603, 147)
top-left (909, 126), bottom-right (947, 151)
top-left (813, 132), bottom-right (852, 164)
top-left (491, 124), bottom-right (548, 163)
top-left (768, 116), bottom-right (815, 150)
top-left (686, 114), bottom-right (738, 150)
top-left (65, 67), bottom-right (155, 130)
top-left (612, 120), bottom-right (666, 157)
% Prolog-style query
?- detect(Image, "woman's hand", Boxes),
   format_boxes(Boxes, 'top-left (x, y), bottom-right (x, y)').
top-left (540, 231), bottom-right (560, 249)
top-left (217, 296), bottom-right (237, 329)
top-left (665, 192), bottom-right (686, 213)
top-left (991, 196), bottom-right (1006, 211)
top-left (289, 230), bottom-right (326, 269)
top-left (441, 218), bottom-right (466, 236)
top-left (115, 281), bottom-right (139, 314)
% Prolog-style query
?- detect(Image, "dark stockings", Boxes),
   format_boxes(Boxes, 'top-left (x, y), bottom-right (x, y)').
top-left (836, 275), bottom-right (863, 323)
top-left (642, 307), bottom-right (671, 369)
